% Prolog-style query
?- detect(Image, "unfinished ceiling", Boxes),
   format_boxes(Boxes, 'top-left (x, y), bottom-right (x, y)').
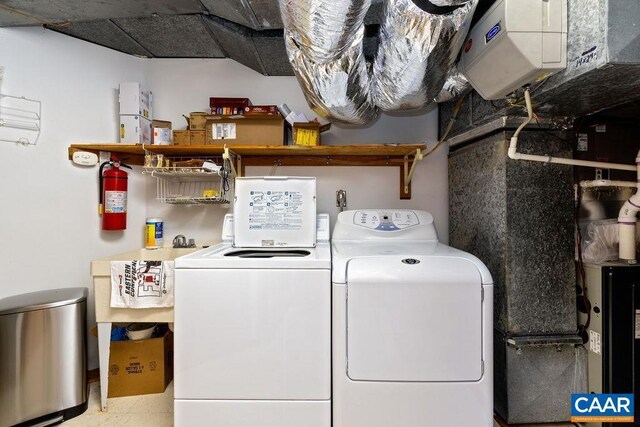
top-left (0, 0), bottom-right (387, 76)
top-left (0, 0), bottom-right (495, 76)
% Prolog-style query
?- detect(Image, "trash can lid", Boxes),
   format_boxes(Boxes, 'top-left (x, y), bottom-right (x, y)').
top-left (0, 287), bottom-right (88, 316)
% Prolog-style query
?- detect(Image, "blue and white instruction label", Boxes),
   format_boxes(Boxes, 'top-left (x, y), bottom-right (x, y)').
top-left (248, 190), bottom-right (304, 230)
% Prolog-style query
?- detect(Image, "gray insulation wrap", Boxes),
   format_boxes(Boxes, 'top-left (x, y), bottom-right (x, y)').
top-left (280, 0), bottom-right (379, 125)
top-left (371, 0), bottom-right (477, 111)
top-left (434, 65), bottom-right (472, 103)
top-left (279, 0), bottom-right (372, 62)
top-left (285, 29), bottom-right (379, 125)
top-left (430, 0), bottom-right (472, 5)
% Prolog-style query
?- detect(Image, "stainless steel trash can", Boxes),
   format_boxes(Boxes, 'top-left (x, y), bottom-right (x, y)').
top-left (0, 287), bottom-right (89, 426)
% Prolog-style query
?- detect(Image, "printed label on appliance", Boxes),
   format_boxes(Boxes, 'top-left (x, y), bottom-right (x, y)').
top-left (248, 190), bottom-right (304, 230)
top-left (635, 310), bottom-right (640, 339)
top-left (589, 330), bottom-right (601, 354)
top-left (577, 133), bottom-right (588, 151)
top-left (105, 191), bottom-right (127, 213)
top-left (485, 22), bottom-right (501, 43)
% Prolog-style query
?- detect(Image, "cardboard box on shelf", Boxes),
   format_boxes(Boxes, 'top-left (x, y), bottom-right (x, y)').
top-left (292, 122), bottom-right (331, 146)
top-left (173, 130), bottom-right (190, 146)
top-left (209, 97), bottom-right (251, 112)
top-left (243, 105), bottom-right (279, 116)
top-left (211, 107), bottom-right (245, 116)
top-left (120, 115), bottom-right (152, 145)
top-left (205, 116), bottom-right (284, 146)
top-left (190, 130), bottom-right (205, 145)
top-left (119, 82), bottom-right (152, 118)
top-left (189, 112), bottom-right (209, 131)
top-left (293, 122), bottom-right (320, 146)
top-left (153, 128), bottom-right (172, 145)
top-left (153, 120), bottom-right (171, 129)
top-left (152, 120), bottom-right (172, 145)
top-left (108, 329), bottom-right (173, 398)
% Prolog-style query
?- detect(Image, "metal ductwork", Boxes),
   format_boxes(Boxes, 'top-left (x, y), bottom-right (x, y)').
top-left (434, 65), bottom-right (472, 103)
top-left (280, 0), bottom-right (372, 62)
top-left (280, 0), bottom-right (379, 125)
top-left (280, 0), bottom-right (476, 124)
top-left (285, 28), bottom-right (379, 125)
top-left (371, 0), bottom-right (476, 111)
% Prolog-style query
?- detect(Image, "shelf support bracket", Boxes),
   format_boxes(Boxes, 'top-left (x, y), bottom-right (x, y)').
top-left (402, 149), bottom-right (424, 199)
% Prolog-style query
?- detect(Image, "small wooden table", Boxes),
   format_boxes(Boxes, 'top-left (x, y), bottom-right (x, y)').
top-left (91, 247), bottom-right (198, 411)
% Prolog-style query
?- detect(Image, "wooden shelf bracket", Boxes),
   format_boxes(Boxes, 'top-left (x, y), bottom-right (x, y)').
top-left (222, 145), bottom-right (240, 178)
top-left (403, 148), bottom-right (424, 198)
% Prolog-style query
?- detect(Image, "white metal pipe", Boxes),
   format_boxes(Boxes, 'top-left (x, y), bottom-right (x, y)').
top-left (579, 180), bottom-right (636, 188)
top-left (507, 89), bottom-right (636, 172)
top-left (507, 148), bottom-right (638, 171)
top-left (508, 88), bottom-right (640, 263)
top-left (617, 153), bottom-right (640, 263)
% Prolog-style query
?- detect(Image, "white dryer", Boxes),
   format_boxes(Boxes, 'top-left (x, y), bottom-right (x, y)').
top-left (174, 177), bottom-right (331, 427)
top-left (332, 209), bottom-right (493, 427)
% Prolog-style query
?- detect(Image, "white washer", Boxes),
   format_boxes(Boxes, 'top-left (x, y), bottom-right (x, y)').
top-left (174, 177), bottom-right (331, 427)
top-left (332, 209), bottom-right (493, 427)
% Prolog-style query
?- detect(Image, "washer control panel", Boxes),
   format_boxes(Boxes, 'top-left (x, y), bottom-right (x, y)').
top-left (353, 210), bottom-right (420, 231)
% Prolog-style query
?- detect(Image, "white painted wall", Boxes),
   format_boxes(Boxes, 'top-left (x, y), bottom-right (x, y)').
top-left (145, 59), bottom-right (447, 243)
top-left (0, 32), bottom-right (448, 371)
top-left (0, 27), bottom-right (146, 368)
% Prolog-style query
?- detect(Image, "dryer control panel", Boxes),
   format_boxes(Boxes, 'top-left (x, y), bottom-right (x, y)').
top-left (332, 209), bottom-right (438, 241)
top-left (354, 210), bottom-right (420, 231)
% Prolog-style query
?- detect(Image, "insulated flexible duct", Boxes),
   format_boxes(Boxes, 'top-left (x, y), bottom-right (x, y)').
top-left (280, 0), bottom-right (371, 62)
top-left (280, 0), bottom-right (378, 125)
top-left (285, 28), bottom-right (379, 125)
top-left (280, 0), bottom-right (475, 124)
top-left (434, 65), bottom-right (472, 103)
top-left (371, 0), bottom-right (477, 111)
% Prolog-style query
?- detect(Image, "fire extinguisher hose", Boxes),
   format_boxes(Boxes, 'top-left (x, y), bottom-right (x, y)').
top-left (98, 161), bottom-right (109, 216)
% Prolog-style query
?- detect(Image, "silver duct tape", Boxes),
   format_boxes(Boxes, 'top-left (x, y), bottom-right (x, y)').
top-left (279, 0), bottom-right (371, 62)
top-left (285, 29), bottom-right (379, 125)
top-left (371, 0), bottom-right (477, 111)
top-left (434, 65), bottom-right (472, 103)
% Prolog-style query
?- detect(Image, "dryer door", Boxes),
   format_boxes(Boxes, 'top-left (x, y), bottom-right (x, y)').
top-left (346, 256), bottom-right (483, 382)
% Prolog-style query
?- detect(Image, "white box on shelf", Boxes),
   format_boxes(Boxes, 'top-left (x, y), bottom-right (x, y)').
top-left (153, 127), bottom-right (172, 145)
top-left (120, 115), bottom-right (152, 145)
top-left (119, 82), bottom-right (152, 118)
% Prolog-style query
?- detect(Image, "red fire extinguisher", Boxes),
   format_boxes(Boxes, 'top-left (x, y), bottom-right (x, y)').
top-left (99, 157), bottom-right (131, 230)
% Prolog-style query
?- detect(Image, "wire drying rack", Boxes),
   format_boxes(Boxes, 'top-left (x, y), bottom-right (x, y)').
top-left (0, 94), bottom-right (41, 145)
top-left (143, 155), bottom-right (233, 205)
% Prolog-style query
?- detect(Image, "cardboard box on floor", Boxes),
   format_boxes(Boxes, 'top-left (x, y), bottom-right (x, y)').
top-left (108, 328), bottom-right (173, 398)
top-left (205, 116), bottom-right (284, 145)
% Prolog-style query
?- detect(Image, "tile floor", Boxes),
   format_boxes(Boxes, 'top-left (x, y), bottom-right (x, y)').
top-left (63, 381), bottom-right (173, 426)
top-left (64, 384), bottom-right (575, 427)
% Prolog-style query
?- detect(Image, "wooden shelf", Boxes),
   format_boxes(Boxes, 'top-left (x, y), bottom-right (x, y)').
top-left (68, 143), bottom-right (427, 199)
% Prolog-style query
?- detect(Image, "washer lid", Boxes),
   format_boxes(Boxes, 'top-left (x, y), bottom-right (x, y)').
top-left (0, 287), bottom-right (88, 316)
top-left (346, 256), bottom-right (483, 382)
top-left (233, 177), bottom-right (317, 248)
